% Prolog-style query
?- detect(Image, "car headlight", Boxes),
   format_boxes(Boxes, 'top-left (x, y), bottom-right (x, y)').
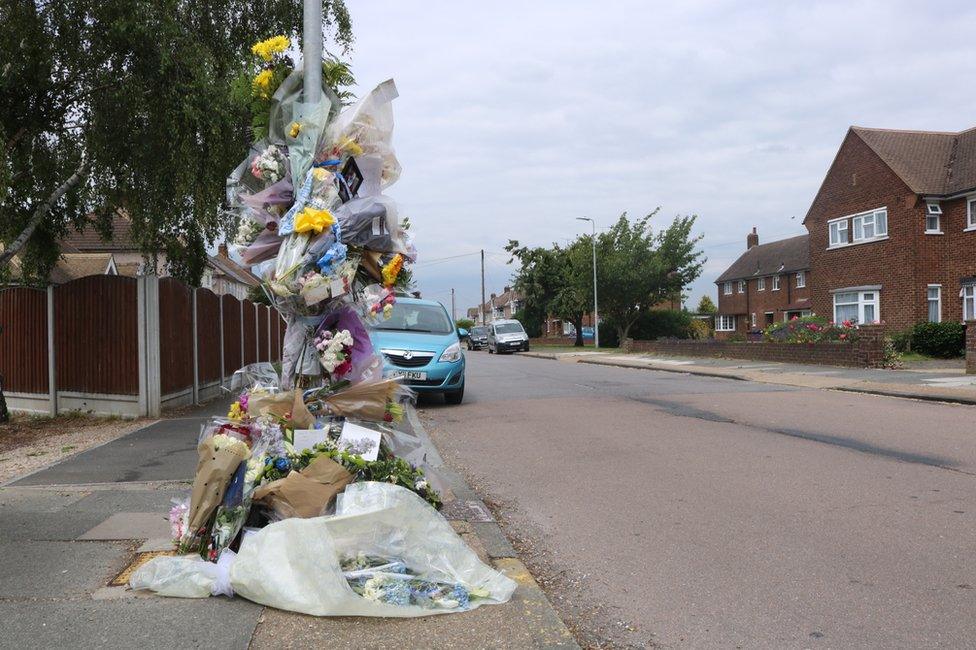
top-left (439, 342), bottom-right (462, 362)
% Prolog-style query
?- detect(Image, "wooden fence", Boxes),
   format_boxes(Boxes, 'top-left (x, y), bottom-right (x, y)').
top-left (1, 275), bottom-right (285, 417)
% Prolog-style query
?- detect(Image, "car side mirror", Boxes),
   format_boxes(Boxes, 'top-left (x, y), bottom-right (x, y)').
top-left (457, 327), bottom-right (469, 338)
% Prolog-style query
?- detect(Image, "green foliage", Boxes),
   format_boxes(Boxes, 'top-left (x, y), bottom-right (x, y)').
top-left (1, 0), bottom-right (353, 286)
top-left (247, 283), bottom-right (271, 306)
top-left (890, 328), bottom-right (912, 353)
top-left (594, 211), bottom-right (705, 342)
top-left (688, 318), bottom-right (712, 340)
top-left (763, 315), bottom-right (857, 343)
top-left (696, 295), bottom-right (717, 314)
top-left (454, 318), bottom-right (475, 331)
top-left (600, 309), bottom-right (693, 346)
top-left (909, 321), bottom-right (965, 358)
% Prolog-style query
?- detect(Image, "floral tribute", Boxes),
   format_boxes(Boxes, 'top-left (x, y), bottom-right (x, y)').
top-left (763, 315), bottom-right (860, 343)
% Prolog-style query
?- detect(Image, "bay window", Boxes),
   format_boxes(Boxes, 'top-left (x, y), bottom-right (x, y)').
top-left (716, 315), bottom-right (736, 331)
top-left (832, 290), bottom-right (880, 324)
top-left (963, 285), bottom-right (976, 321)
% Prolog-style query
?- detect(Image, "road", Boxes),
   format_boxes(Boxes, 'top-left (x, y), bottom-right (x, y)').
top-left (422, 351), bottom-right (976, 648)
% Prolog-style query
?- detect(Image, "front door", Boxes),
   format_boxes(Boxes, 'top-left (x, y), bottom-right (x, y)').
top-left (764, 312), bottom-right (774, 326)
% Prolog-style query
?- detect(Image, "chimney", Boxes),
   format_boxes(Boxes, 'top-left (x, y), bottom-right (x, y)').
top-left (218, 242), bottom-right (229, 257)
top-left (746, 227), bottom-right (759, 249)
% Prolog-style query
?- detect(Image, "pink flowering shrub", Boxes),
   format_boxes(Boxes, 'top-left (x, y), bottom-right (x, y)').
top-left (763, 315), bottom-right (859, 343)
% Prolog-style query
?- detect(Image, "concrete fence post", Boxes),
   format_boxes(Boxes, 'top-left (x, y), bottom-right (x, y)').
top-left (141, 275), bottom-right (162, 417)
top-left (966, 321), bottom-right (976, 375)
top-left (254, 303), bottom-right (260, 363)
top-left (239, 299), bottom-right (245, 372)
top-left (219, 296), bottom-right (226, 387)
top-left (46, 285), bottom-right (57, 416)
top-left (191, 289), bottom-right (200, 405)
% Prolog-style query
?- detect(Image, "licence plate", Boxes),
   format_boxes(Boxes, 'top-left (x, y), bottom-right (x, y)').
top-left (387, 370), bottom-right (427, 381)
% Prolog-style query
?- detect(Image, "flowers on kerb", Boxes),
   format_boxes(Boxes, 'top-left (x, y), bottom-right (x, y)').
top-left (763, 315), bottom-right (858, 344)
top-left (251, 35), bottom-right (290, 62)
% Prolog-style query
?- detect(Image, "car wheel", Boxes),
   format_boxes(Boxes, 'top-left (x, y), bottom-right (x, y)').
top-left (445, 384), bottom-right (464, 404)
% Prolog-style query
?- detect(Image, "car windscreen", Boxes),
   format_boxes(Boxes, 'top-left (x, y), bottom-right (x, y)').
top-left (470, 327), bottom-right (488, 336)
top-left (372, 303), bottom-right (454, 334)
top-left (494, 323), bottom-right (524, 334)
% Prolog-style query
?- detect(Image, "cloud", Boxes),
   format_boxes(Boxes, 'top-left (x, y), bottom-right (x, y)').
top-left (344, 0), bottom-right (976, 314)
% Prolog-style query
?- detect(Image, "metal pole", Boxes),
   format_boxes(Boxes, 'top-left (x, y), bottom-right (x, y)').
top-left (303, 0), bottom-right (322, 103)
top-left (451, 288), bottom-right (456, 322)
top-left (591, 220), bottom-right (600, 349)
top-left (480, 249), bottom-right (486, 326)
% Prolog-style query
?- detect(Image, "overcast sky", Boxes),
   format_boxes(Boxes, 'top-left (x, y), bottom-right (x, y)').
top-left (341, 0), bottom-right (976, 318)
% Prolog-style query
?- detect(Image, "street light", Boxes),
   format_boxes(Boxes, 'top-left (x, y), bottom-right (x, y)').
top-left (575, 217), bottom-right (599, 349)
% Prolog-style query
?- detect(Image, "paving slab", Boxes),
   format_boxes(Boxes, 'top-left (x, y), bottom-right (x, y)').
top-left (0, 540), bottom-right (133, 598)
top-left (78, 512), bottom-right (171, 540)
top-left (0, 597), bottom-right (261, 650)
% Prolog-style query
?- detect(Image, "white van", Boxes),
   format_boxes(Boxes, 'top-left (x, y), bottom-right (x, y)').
top-left (487, 319), bottom-right (530, 354)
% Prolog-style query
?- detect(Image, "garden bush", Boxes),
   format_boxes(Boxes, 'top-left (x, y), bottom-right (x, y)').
top-left (687, 318), bottom-right (712, 340)
top-left (763, 315), bottom-right (857, 343)
top-left (601, 309), bottom-right (693, 346)
top-left (890, 328), bottom-right (913, 353)
top-left (909, 321), bottom-right (964, 358)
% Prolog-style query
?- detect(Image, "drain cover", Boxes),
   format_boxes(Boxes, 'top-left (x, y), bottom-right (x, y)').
top-left (109, 550), bottom-right (178, 586)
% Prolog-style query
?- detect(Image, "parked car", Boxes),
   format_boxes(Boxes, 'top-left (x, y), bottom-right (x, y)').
top-left (368, 297), bottom-right (465, 404)
top-left (487, 319), bottom-right (530, 354)
top-left (467, 326), bottom-right (489, 350)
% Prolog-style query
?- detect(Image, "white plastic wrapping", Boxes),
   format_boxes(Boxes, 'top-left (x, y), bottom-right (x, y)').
top-left (130, 483), bottom-right (516, 617)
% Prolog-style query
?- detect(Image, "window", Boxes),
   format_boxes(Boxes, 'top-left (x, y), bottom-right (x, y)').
top-left (716, 315), bottom-right (736, 331)
top-left (966, 197), bottom-right (976, 229)
top-left (927, 285), bottom-right (941, 323)
top-left (833, 290), bottom-right (880, 324)
top-left (737, 280), bottom-right (746, 294)
top-left (723, 281), bottom-right (732, 295)
top-left (829, 219), bottom-right (849, 246)
top-left (772, 275), bottom-right (780, 291)
top-left (852, 209), bottom-right (888, 241)
top-left (757, 277), bottom-right (765, 291)
top-left (796, 271), bottom-right (806, 288)
top-left (926, 203), bottom-right (942, 233)
top-left (964, 285), bottom-right (976, 321)
top-left (751, 313), bottom-right (756, 328)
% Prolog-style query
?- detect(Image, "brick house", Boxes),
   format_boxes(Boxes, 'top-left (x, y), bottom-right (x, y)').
top-left (714, 228), bottom-right (811, 338)
top-left (804, 126), bottom-right (976, 330)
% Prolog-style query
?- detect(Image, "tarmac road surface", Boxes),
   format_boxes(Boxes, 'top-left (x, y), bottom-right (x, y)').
top-left (422, 351), bottom-right (976, 648)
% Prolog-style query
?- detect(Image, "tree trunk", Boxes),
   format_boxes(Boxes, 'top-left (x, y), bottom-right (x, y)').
top-left (574, 316), bottom-right (584, 347)
top-left (0, 158), bottom-right (89, 268)
top-left (618, 319), bottom-right (635, 345)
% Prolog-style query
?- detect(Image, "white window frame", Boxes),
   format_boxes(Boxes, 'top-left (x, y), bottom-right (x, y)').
top-left (723, 281), bottom-right (732, 295)
top-left (851, 208), bottom-right (888, 242)
top-left (832, 290), bottom-right (880, 325)
top-left (716, 315), bottom-right (736, 331)
top-left (967, 196), bottom-right (976, 231)
top-left (963, 284), bottom-right (976, 321)
top-left (737, 280), bottom-right (746, 294)
top-left (925, 202), bottom-right (942, 234)
top-left (771, 275), bottom-right (780, 291)
top-left (796, 271), bottom-right (806, 288)
top-left (757, 277), bottom-right (765, 291)
top-left (829, 219), bottom-right (849, 247)
top-left (927, 284), bottom-right (941, 323)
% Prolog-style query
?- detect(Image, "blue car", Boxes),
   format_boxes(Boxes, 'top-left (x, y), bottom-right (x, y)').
top-left (367, 297), bottom-right (466, 404)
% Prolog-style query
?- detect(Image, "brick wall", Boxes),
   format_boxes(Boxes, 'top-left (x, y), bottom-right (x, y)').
top-left (623, 326), bottom-right (888, 368)
top-left (806, 131), bottom-right (923, 330)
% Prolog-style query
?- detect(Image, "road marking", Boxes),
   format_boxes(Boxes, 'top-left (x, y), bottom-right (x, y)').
top-left (922, 377), bottom-right (976, 387)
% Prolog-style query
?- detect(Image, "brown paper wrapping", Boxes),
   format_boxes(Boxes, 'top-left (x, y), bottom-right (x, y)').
top-left (324, 379), bottom-right (398, 421)
top-left (186, 438), bottom-right (249, 534)
top-left (253, 455), bottom-right (354, 518)
top-left (246, 390), bottom-right (314, 429)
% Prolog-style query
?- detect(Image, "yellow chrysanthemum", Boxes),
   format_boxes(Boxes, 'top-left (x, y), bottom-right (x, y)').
top-left (252, 69), bottom-right (274, 98)
top-left (289, 121), bottom-right (302, 138)
top-left (339, 137), bottom-right (364, 156)
top-left (382, 253), bottom-right (404, 287)
top-left (293, 207), bottom-right (335, 235)
top-left (228, 401), bottom-right (244, 420)
top-left (251, 35), bottom-right (290, 62)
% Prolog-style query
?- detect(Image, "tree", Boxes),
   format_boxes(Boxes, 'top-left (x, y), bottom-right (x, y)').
top-left (1, 0), bottom-right (354, 286)
top-left (595, 211), bottom-right (705, 343)
top-left (696, 295), bottom-right (717, 314)
top-left (455, 318), bottom-right (475, 331)
top-left (505, 239), bottom-right (591, 346)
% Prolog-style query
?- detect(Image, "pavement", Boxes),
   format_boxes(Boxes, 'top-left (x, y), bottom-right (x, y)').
top-left (523, 348), bottom-right (976, 405)
top-left (0, 398), bottom-right (577, 649)
top-left (426, 351), bottom-right (976, 647)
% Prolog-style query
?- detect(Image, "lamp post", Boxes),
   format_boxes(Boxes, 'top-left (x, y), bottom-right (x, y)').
top-left (575, 217), bottom-right (599, 349)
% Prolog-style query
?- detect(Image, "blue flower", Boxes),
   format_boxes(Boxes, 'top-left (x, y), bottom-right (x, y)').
top-left (264, 456), bottom-right (274, 465)
top-left (274, 457), bottom-right (291, 472)
top-left (451, 585), bottom-right (470, 609)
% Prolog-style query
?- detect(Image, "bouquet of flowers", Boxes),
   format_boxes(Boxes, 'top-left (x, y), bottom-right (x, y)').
top-left (315, 328), bottom-right (354, 380)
